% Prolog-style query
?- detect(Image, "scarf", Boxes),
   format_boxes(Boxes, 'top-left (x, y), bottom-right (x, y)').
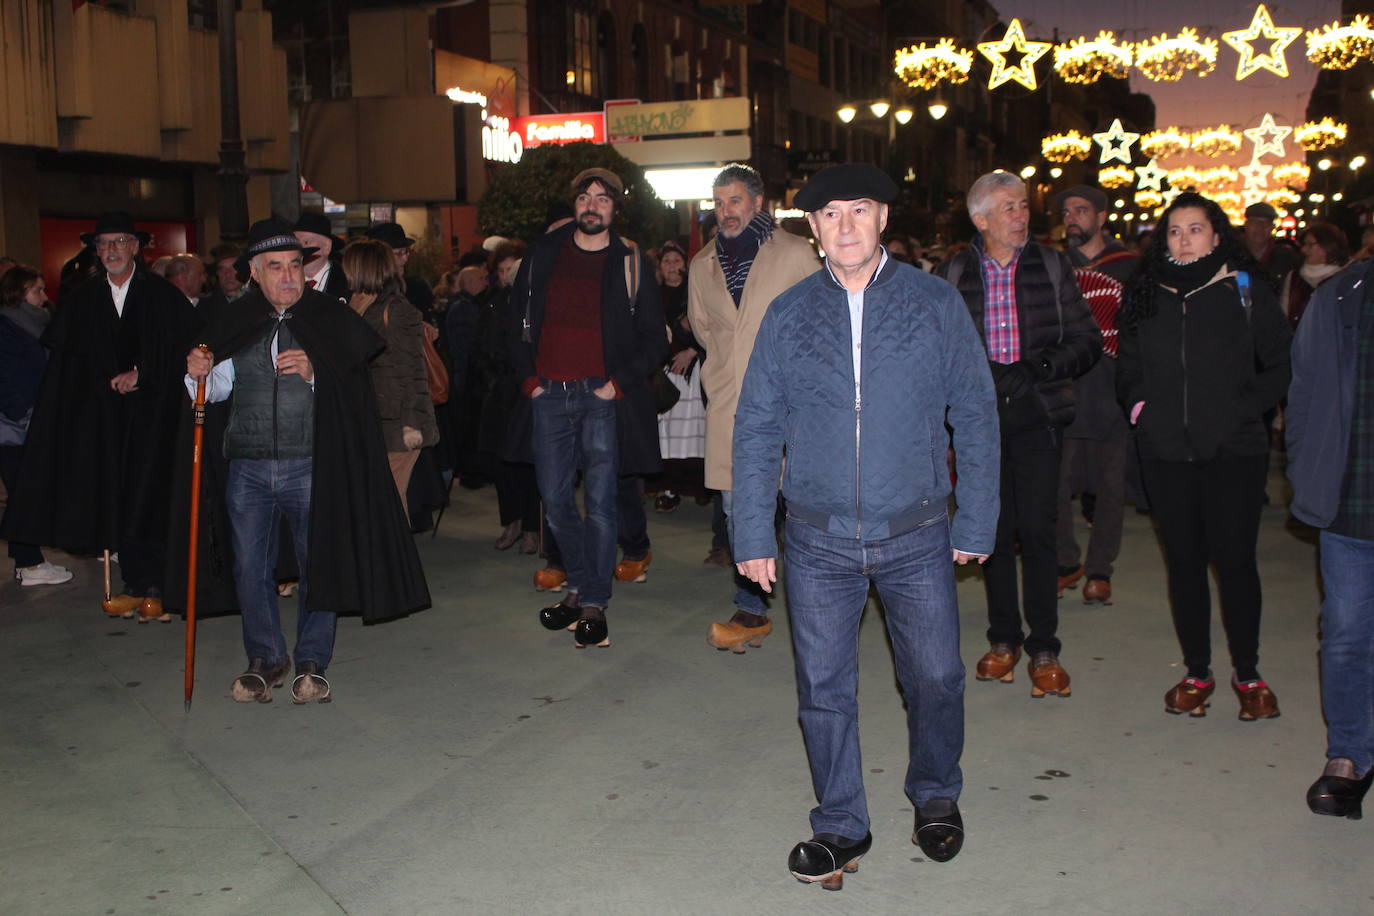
top-left (0, 302), bottom-right (51, 339)
top-left (1157, 247), bottom-right (1227, 297)
top-left (1299, 262), bottom-right (1342, 289)
top-left (716, 211), bottom-right (775, 307)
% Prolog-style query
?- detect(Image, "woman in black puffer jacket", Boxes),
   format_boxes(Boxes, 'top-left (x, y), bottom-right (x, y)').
top-left (1118, 192), bottom-right (1292, 722)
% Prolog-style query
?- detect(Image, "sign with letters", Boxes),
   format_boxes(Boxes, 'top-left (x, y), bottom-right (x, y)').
top-left (604, 98), bottom-right (750, 139)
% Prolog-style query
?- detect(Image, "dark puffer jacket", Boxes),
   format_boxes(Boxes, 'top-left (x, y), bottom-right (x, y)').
top-left (1118, 266), bottom-right (1291, 463)
top-left (937, 240), bottom-right (1101, 433)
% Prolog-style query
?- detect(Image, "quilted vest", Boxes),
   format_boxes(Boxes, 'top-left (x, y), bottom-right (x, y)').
top-left (223, 316), bottom-right (314, 460)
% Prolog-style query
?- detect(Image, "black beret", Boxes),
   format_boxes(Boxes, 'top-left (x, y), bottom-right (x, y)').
top-left (1052, 185), bottom-right (1108, 213)
top-left (794, 163), bottom-right (898, 212)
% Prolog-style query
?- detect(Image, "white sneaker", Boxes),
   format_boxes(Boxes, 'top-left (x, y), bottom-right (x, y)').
top-left (19, 562), bottom-right (74, 586)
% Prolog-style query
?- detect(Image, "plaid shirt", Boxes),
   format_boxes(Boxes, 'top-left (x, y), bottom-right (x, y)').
top-left (978, 239), bottom-right (1022, 364)
top-left (1333, 284), bottom-right (1374, 540)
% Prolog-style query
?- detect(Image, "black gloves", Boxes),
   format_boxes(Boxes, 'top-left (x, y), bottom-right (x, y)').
top-left (993, 359), bottom-right (1047, 399)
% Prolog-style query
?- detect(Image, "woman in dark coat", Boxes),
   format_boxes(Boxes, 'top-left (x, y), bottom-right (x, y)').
top-left (1118, 192), bottom-right (1292, 721)
top-left (341, 239), bottom-right (439, 515)
top-left (652, 241), bottom-right (706, 512)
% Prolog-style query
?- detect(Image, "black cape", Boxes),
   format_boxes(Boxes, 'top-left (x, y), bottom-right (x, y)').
top-left (0, 268), bottom-right (201, 552)
top-left (162, 288), bottom-right (431, 623)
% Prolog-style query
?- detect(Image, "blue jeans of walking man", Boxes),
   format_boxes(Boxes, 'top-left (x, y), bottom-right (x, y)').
top-left (1319, 530), bottom-right (1374, 775)
top-left (225, 458), bottom-right (337, 669)
top-left (532, 381), bottom-right (620, 608)
top-left (785, 514), bottom-right (965, 840)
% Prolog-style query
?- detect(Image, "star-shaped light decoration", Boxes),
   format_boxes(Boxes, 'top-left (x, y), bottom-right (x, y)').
top-left (978, 19), bottom-right (1053, 90)
top-left (1223, 4), bottom-right (1302, 80)
top-left (1135, 158), bottom-right (1168, 191)
top-left (1240, 187), bottom-right (1269, 209)
top-left (1161, 186), bottom-right (1184, 208)
top-left (1093, 118), bottom-right (1140, 164)
top-left (1239, 159), bottom-right (1273, 189)
top-left (1244, 112), bottom-right (1291, 159)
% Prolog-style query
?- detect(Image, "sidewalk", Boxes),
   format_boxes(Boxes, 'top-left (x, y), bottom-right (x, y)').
top-left (1, 473), bottom-right (1367, 915)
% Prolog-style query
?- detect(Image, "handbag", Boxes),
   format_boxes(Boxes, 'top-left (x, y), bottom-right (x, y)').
top-left (383, 301), bottom-right (449, 405)
top-left (651, 367), bottom-right (681, 414)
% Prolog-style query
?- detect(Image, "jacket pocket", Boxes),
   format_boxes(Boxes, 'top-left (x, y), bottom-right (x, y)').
top-left (997, 390), bottom-right (1050, 435)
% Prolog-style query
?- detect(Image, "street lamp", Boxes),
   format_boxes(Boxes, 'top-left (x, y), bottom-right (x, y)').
top-left (894, 107), bottom-right (914, 125)
top-left (837, 105), bottom-right (857, 123)
top-left (1317, 158), bottom-right (1333, 171)
top-left (1019, 165), bottom-right (1037, 179)
top-left (870, 101), bottom-right (890, 118)
top-left (928, 100), bottom-right (948, 121)
top-left (1049, 167), bottom-right (1063, 178)
top-left (1350, 155), bottom-right (1367, 170)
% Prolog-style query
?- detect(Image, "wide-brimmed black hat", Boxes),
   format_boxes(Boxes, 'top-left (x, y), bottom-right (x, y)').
top-left (80, 211), bottom-right (151, 246)
top-left (293, 211), bottom-right (344, 258)
top-left (794, 164), bottom-right (899, 212)
top-left (234, 218), bottom-right (318, 274)
top-left (365, 221), bottom-right (415, 249)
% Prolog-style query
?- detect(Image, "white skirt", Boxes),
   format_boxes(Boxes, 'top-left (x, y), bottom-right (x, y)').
top-left (657, 367), bottom-right (706, 459)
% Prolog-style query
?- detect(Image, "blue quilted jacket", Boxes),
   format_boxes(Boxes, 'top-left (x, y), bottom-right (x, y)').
top-left (732, 257), bottom-right (1001, 560)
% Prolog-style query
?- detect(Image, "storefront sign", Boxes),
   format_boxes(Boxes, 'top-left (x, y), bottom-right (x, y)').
top-left (514, 112), bottom-right (606, 147)
top-left (605, 98), bottom-right (750, 139)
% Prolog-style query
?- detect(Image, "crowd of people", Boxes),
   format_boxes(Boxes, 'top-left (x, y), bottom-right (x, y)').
top-left (1, 160), bottom-right (1371, 886)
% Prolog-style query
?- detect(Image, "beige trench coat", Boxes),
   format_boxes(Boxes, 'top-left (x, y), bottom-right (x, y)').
top-left (687, 229), bottom-right (821, 490)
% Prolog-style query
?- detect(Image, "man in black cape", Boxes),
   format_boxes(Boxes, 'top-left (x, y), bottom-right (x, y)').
top-left (0, 211), bottom-right (200, 620)
top-left (172, 219), bottom-right (429, 704)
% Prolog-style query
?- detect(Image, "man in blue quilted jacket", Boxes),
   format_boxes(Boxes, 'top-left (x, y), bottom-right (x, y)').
top-left (732, 163), bottom-right (1000, 887)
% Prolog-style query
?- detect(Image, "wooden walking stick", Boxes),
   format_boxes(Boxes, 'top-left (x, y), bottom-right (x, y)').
top-left (101, 549), bottom-right (112, 611)
top-left (184, 346), bottom-right (210, 712)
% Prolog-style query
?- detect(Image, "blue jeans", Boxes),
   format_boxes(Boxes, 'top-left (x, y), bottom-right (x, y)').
top-left (784, 515), bottom-right (964, 841)
top-left (531, 382), bottom-right (619, 608)
top-left (721, 489), bottom-right (768, 615)
top-left (1319, 530), bottom-right (1374, 775)
top-left (225, 458), bottom-right (337, 669)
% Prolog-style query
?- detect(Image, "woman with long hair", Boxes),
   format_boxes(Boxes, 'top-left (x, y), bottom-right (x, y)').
top-left (1282, 221), bottom-right (1349, 328)
top-left (340, 239), bottom-right (439, 513)
top-left (1118, 192), bottom-right (1292, 721)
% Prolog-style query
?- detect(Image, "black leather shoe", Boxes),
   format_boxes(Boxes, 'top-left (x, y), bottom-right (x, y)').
top-left (1307, 767), bottom-right (1373, 820)
top-left (913, 800), bottom-right (964, 862)
top-left (539, 600), bottom-right (580, 631)
top-left (574, 615), bottom-right (609, 647)
top-left (787, 832), bottom-right (872, 890)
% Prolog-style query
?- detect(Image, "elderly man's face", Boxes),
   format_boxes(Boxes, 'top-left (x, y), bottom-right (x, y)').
top-left (251, 251), bottom-right (305, 311)
top-left (972, 185), bottom-right (1030, 253)
top-left (1243, 217), bottom-right (1274, 249)
top-left (807, 198), bottom-right (888, 274)
top-left (1061, 197), bottom-right (1104, 248)
top-left (171, 260), bottom-right (205, 300)
top-left (294, 230), bottom-right (333, 275)
top-left (713, 181), bottom-right (763, 240)
top-left (216, 257), bottom-right (243, 295)
top-left (95, 232), bottom-right (139, 281)
top-left (496, 257), bottom-right (520, 288)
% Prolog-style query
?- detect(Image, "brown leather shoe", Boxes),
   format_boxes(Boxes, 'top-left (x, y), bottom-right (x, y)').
top-left (1233, 677), bottom-right (1280, 721)
top-left (702, 546), bottom-right (732, 568)
top-left (706, 615), bottom-right (773, 653)
top-left (975, 644), bottom-right (1021, 682)
top-left (494, 520), bottom-right (521, 550)
top-left (533, 566), bottom-right (566, 592)
top-left (1082, 578), bottom-right (1112, 605)
top-left (1164, 676), bottom-right (1215, 716)
top-left (102, 593), bottom-right (141, 618)
top-left (136, 596), bottom-right (172, 623)
top-left (614, 551), bottom-right (652, 583)
top-left (1028, 652), bottom-right (1071, 697)
top-left (1056, 565), bottom-right (1084, 598)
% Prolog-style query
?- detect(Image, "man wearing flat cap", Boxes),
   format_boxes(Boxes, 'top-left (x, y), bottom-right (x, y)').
top-left (1, 211), bottom-right (199, 621)
top-left (1052, 185), bottom-right (1139, 608)
top-left (177, 219), bottom-right (430, 704)
top-left (294, 211), bottom-right (349, 301)
top-left (732, 163), bottom-right (1000, 886)
top-left (508, 166), bottom-right (666, 648)
top-left (1243, 201), bottom-right (1301, 294)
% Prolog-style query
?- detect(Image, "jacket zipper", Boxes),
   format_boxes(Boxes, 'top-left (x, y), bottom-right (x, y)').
top-left (854, 336), bottom-right (863, 540)
top-left (272, 316), bottom-right (282, 462)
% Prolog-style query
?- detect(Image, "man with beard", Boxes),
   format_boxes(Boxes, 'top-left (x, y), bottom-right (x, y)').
top-left (182, 220), bottom-right (429, 703)
top-left (687, 163), bottom-right (820, 652)
top-left (510, 168), bottom-right (666, 648)
top-left (1053, 186), bottom-right (1139, 607)
top-left (0, 211), bottom-right (199, 620)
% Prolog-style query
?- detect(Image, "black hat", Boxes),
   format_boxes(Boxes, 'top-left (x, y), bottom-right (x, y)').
top-left (1245, 201), bottom-right (1278, 221)
top-left (234, 218), bottom-right (318, 274)
top-left (365, 221), bottom-right (416, 249)
top-left (1052, 185), bottom-right (1108, 213)
top-left (794, 164), bottom-right (899, 212)
top-left (80, 211), bottom-right (151, 246)
top-left (293, 211), bottom-right (343, 257)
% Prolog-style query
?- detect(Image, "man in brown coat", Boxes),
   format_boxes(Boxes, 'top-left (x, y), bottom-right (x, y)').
top-left (688, 163), bottom-right (820, 652)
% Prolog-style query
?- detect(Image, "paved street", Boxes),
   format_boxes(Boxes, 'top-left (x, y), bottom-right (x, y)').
top-left (3, 466), bottom-right (1371, 916)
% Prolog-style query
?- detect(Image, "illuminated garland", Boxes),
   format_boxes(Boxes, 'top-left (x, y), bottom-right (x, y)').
top-left (1134, 189), bottom-right (1163, 208)
top-left (1140, 127), bottom-right (1191, 159)
top-left (1053, 31), bottom-right (1133, 84)
top-left (1167, 167), bottom-right (1204, 190)
top-left (1272, 161), bottom-right (1310, 189)
top-left (1199, 166), bottom-right (1239, 192)
top-left (1190, 125), bottom-right (1242, 158)
top-left (1294, 117), bottom-right (1348, 152)
top-left (1098, 166), bottom-right (1135, 189)
top-left (894, 39), bottom-right (974, 89)
top-left (1041, 130), bottom-right (1093, 162)
top-left (1211, 190), bottom-right (1242, 208)
top-left (1134, 28), bottom-right (1218, 81)
top-left (1306, 15), bottom-right (1374, 70)
top-left (1221, 4), bottom-right (1301, 80)
top-left (1266, 187), bottom-right (1300, 206)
